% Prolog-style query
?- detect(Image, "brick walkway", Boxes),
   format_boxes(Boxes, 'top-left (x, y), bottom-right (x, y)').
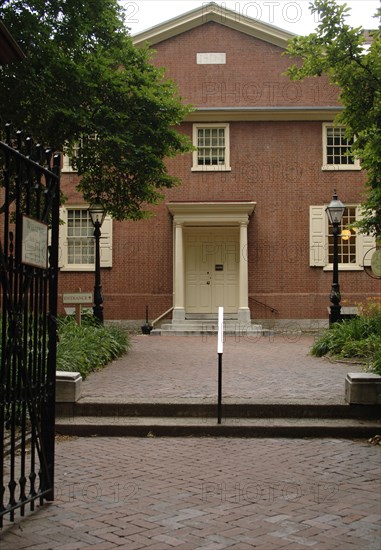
top-left (80, 334), bottom-right (355, 404)
top-left (2, 334), bottom-right (380, 548)
top-left (1, 437), bottom-right (380, 549)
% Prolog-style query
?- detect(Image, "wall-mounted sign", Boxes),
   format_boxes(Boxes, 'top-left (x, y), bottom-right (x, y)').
top-left (363, 247), bottom-right (381, 279)
top-left (22, 216), bottom-right (48, 269)
top-left (371, 249), bottom-right (381, 277)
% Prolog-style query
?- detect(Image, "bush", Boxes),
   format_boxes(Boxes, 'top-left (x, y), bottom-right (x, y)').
top-left (311, 301), bottom-right (381, 374)
top-left (56, 315), bottom-right (130, 379)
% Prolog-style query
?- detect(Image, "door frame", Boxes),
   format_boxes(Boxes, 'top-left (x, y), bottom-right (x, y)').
top-left (167, 202), bottom-right (256, 322)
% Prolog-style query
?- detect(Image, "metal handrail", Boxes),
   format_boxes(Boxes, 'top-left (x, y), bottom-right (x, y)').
top-left (249, 296), bottom-right (279, 314)
top-left (152, 306), bottom-right (174, 327)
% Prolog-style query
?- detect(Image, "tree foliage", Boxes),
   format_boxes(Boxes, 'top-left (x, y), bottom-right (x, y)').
top-left (0, 0), bottom-right (193, 220)
top-left (285, 0), bottom-right (381, 238)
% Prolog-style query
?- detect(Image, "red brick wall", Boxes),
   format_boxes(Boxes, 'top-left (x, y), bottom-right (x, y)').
top-left (152, 22), bottom-right (340, 108)
top-left (57, 22), bottom-right (379, 321)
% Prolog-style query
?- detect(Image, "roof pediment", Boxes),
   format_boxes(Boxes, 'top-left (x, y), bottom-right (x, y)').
top-left (133, 2), bottom-right (295, 49)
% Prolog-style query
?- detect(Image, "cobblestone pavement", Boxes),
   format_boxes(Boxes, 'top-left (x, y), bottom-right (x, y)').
top-left (80, 334), bottom-right (355, 404)
top-left (1, 437), bottom-right (380, 549)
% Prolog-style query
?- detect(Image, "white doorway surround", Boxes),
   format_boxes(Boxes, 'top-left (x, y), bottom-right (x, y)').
top-left (167, 202), bottom-right (256, 323)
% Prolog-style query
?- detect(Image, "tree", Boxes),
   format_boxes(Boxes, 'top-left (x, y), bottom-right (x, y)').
top-left (0, 0), bottom-right (193, 220)
top-left (285, 0), bottom-right (381, 238)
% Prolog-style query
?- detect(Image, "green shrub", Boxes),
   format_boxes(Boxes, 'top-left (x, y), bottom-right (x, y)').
top-left (56, 315), bottom-right (130, 379)
top-left (312, 301), bottom-right (381, 375)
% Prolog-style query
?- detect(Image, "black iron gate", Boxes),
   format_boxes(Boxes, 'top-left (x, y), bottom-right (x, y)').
top-left (0, 124), bottom-right (60, 526)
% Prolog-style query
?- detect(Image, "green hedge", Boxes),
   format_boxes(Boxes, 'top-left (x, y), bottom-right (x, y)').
top-left (311, 302), bottom-right (381, 374)
top-left (56, 315), bottom-right (130, 379)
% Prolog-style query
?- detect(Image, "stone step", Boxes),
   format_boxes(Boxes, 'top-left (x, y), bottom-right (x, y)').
top-left (55, 416), bottom-right (381, 438)
top-left (56, 400), bottom-right (381, 420)
top-left (151, 320), bottom-right (268, 336)
top-left (161, 318), bottom-right (255, 324)
top-left (151, 330), bottom-right (268, 336)
top-left (160, 323), bottom-right (263, 330)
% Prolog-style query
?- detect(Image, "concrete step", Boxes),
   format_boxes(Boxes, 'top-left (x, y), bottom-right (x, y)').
top-left (56, 401), bottom-right (381, 438)
top-left (151, 320), bottom-right (268, 336)
top-left (151, 330), bottom-right (268, 336)
top-left (55, 416), bottom-right (381, 438)
top-left (56, 400), bottom-right (381, 420)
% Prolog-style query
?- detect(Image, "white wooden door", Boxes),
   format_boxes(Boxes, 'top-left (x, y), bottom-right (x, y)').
top-left (184, 228), bottom-right (239, 314)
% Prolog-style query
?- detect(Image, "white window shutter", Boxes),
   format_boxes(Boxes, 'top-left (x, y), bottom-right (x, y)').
top-left (310, 206), bottom-right (326, 266)
top-left (58, 207), bottom-right (67, 268)
top-left (100, 215), bottom-right (113, 267)
top-left (361, 234), bottom-right (376, 266)
top-left (356, 208), bottom-right (376, 266)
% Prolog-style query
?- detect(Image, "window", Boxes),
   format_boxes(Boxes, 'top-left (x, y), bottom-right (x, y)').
top-left (192, 123), bottom-right (231, 171)
top-left (61, 135), bottom-right (98, 173)
top-left (310, 205), bottom-right (375, 270)
top-left (322, 123), bottom-right (360, 170)
top-left (67, 209), bottom-right (95, 265)
top-left (62, 142), bottom-right (80, 173)
top-left (59, 206), bottom-right (112, 270)
top-left (328, 207), bottom-right (357, 265)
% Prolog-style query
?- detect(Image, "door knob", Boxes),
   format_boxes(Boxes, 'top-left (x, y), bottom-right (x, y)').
top-left (207, 281), bottom-right (210, 285)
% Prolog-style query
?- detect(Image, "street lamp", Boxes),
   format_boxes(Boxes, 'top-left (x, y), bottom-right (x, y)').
top-left (88, 201), bottom-right (107, 323)
top-left (325, 190), bottom-right (345, 326)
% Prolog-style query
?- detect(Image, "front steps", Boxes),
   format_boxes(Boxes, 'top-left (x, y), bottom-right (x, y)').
top-left (151, 318), bottom-right (268, 336)
top-left (55, 401), bottom-right (381, 438)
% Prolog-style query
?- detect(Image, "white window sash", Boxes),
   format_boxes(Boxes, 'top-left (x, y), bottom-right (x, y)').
top-left (192, 123), bottom-right (231, 171)
top-left (59, 206), bottom-right (113, 270)
top-left (321, 123), bottom-right (361, 171)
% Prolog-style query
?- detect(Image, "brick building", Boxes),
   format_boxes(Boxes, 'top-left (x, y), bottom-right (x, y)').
top-left (58, 3), bottom-right (378, 329)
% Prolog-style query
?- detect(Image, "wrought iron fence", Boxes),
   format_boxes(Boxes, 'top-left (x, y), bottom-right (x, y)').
top-left (0, 123), bottom-right (60, 526)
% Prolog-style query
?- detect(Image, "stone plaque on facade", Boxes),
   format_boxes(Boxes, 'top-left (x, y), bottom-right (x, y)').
top-left (197, 52), bottom-right (226, 64)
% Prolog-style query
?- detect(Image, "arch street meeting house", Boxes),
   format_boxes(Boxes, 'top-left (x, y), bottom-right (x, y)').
top-left (58, 3), bottom-right (379, 333)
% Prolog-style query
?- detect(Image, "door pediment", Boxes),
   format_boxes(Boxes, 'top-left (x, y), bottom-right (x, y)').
top-left (167, 201), bottom-right (256, 225)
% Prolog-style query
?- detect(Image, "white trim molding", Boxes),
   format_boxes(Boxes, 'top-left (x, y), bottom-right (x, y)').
top-left (168, 202), bottom-right (256, 322)
top-left (322, 122), bottom-right (361, 171)
top-left (133, 2), bottom-right (295, 49)
top-left (192, 123), bottom-right (231, 172)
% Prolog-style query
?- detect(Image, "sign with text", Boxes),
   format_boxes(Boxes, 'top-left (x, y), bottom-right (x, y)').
top-left (63, 293), bottom-right (93, 304)
top-left (22, 216), bottom-right (48, 269)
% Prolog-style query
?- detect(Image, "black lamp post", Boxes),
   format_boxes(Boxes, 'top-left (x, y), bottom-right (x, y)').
top-left (325, 190), bottom-right (345, 326)
top-left (88, 201), bottom-right (107, 323)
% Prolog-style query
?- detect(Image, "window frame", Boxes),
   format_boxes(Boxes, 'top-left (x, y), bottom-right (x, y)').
top-left (322, 123), bottom-right (360, 171)
top-left (59, 205), bottom-right (113, 271)
top-left (61, 149), bottom-right (77, 173)
top-left (326, 205), bottom-right (358, 269)
top-left (66, 208), bottom-right (96, 268)
top-left (61, 135), bottom-right (98, 173)
top-left (191, 123), bottom-right (231, 172)
top-left (309, 204), bottom-right (375, 271)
